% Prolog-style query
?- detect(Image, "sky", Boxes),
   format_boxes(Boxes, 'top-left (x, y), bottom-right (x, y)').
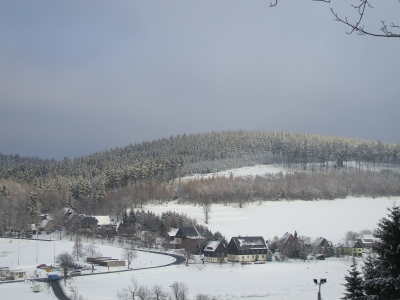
top-left (1, 1), bottom-right (399, 160)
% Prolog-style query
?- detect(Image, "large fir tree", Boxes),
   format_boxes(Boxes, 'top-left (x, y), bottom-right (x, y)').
top-left (342, 262), bottom-right (364, 299)
top-left (363, 205), bottom-right (400, 299)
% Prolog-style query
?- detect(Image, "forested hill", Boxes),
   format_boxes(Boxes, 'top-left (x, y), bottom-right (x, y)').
top-left (1, 131), bottom-right (399, 187)
top-left (0, 131), bottom-right (399, 220)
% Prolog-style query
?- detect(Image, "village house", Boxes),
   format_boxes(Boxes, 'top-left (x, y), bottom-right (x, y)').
top-left (227, 236), bottom-right (268, 262)
top-left (81, 215), bottom-right (111, 229)
top-left (278, 232), bottom-right (297, 255)
top-left (202, 240), bottom-right (228, 263)
top-left (337, 240), bottom-right (364, 257)
top-left (357, 234), bottom-right (379, 252)
top-left (311, 237), bottom-right (329, 254)
top-left (0, 267), bottom-right (9, 277)
top-left (172, 226), bottom-right (203, 249)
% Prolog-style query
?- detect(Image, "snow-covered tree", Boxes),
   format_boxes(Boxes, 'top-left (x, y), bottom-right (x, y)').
top-left (363, 205), bottom-right (400, 299)
top-left (72, 236), bottom-right (84, 261)
top-left (342, 262), bottom-right (365, 299)
top-left (28, 192), bottom-right (37, 217)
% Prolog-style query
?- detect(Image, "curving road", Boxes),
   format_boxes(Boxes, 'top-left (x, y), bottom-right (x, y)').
top-left (50, 250), bottom-right (185, 300)
top-left (50, 280), bottom-right (71, 300)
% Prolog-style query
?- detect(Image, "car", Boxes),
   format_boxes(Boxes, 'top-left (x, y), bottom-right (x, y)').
top-left (0, 277), bottom-right (6, 281)
top-left (69, 269), bottom-right (82, 276)
top-left (316, 254), bottom-right (325, 260)
top-left (308, 256), bottom-right (315, 260)
top-left (36, 264), bottom-right (47, 269)
top-left (48, 274), bottom-right (60, 281)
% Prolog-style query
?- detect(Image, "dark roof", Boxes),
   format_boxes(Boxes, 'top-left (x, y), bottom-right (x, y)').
top-left (178, 227), bottom-right (202, 239)
top-left (82, 216), bottom-right (98, 226)
top-left (230, 236), bottom-right (267, 250)
top-left (280, 232), bottom-right (293, 244)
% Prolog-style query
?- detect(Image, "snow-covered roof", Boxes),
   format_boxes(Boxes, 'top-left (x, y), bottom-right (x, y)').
top-left (360, 234), bottom-right (380, 244)
top-left (94, 216), bottom-right (110, 226)
top-left (168, 228), bottom-right (179, 237)
top-left (312, 237), bottom-right (327, 247)
top-left (280, 232), bottom-right (292, 243)
top-left (231, 236), bottom-right (267, 250)
top-left (39, 219), bottom-right (49, 229)
top-left (338, 240), bottom-right (362, 248)
top-left (177, 227), bottom-right (203, 239)
top-left (203, 241), bottom-right (223, 252)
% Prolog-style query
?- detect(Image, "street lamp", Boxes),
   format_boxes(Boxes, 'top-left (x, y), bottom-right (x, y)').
top-left (313, 278), bottom-right (326, 300)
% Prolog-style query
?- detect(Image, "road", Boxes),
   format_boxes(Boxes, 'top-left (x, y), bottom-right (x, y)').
top-left (49, 250), bottom-right (186, 300)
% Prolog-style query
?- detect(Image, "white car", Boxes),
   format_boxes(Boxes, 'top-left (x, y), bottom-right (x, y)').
top-left (69, 269), bottom-right (81, 276)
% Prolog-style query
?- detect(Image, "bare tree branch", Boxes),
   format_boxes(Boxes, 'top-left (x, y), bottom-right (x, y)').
top-left (271, 0), bottom-right (400, 38)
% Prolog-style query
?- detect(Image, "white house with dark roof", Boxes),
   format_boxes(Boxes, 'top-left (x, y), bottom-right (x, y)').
top-left (227, 236), bottom-right (268, 262)
top-left (202, 240), bottom-right (228, 263)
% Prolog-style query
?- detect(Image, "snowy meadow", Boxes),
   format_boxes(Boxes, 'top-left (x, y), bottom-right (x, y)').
top-left (0, 194), bottom-right (397, 299)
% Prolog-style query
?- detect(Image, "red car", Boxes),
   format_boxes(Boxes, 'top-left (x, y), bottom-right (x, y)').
top-left (36, 264), bottom-right (47, 269)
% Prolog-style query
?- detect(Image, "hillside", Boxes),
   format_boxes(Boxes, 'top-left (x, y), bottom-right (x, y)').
top-left (0, 131), bottom-right (399, 236)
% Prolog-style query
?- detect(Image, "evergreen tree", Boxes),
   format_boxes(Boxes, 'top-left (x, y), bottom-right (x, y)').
top-left (363, 205), bottom-right (400, 299)
top-left (362, 255), bottom-right (380, 297)
top-left (128, 210), bottom-right (136, 229)
top-left (342, 262), bottom-right (365, 299)
top-left (28, 192), bottom-right (37, 221)
top-left (122, 209), bottom-right (129, 226)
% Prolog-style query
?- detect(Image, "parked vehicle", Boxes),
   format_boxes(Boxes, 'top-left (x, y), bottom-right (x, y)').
top-left (48, 274), bottom-right (60, 281)
top-left (308, 256), bottom-right (315, 260)
top-left (316, 254), bottom-right (325, 260)
top-left (36, 264), bottom-right (47, 269)
top-left (32, 284), bottom-right (40, 292)
top-left (69, 270), bottom-right (81, 276)
top-left (0, 276), bottom-right (6, 281)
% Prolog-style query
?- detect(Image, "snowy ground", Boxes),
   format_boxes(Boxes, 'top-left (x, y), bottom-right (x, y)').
top-left (1, 159), bottom-right (398, 300)
top-left (182, 164), bottom-right (286, 181)
top-left (0, 236), bottom-right (174, 299)
top-left (70, 256), bottom-right (358, 300)
top-left (145, 197), bottom-right (396, 243)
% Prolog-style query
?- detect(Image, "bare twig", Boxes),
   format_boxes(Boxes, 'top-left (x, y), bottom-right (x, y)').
top-left (270, 0), bottom-right (400, 38)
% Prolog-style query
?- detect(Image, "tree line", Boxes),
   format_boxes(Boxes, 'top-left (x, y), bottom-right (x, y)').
top-left (0, 131), bottom-right (399, 233)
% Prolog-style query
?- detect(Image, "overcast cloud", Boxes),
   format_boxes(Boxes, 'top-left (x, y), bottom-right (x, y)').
top-left (1, 1), bottom-right (399, 160)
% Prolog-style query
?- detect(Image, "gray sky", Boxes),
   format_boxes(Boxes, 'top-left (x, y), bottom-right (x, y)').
top-left (1, 1), bottom-right (399, 160)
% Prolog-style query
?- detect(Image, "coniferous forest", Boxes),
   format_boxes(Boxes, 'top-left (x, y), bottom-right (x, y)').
top-left (0, 131), bottom-right (399, 234)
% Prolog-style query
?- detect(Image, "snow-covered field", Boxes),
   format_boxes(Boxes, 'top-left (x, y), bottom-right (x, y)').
top-left (0, 163), bottom-right (397, 299)
top-left (145, 197), bottom-right (396, 243)
top-left (182, 164), bottom-right (286, 181)
top-left (1, 197), bottom-right (396, 299)
top-left (71, 256), bottom-right (357, 300)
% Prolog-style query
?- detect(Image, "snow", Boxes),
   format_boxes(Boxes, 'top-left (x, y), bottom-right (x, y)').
top-left (69, 256), bottom-right (358, 300)
top-left (203, 241), bottom-right (220, 251)
top-left (1, 157), bottom-right (398, 300)
top-left (182, 164), bottom-right (286, 181)
top-left (93, 216), bottom-right (111, 226)
top-left (145, 197), bottom-right (396, 243)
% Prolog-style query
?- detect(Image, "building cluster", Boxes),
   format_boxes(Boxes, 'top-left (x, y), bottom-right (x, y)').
top-left (169, 227), bottom-right (380, 264)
